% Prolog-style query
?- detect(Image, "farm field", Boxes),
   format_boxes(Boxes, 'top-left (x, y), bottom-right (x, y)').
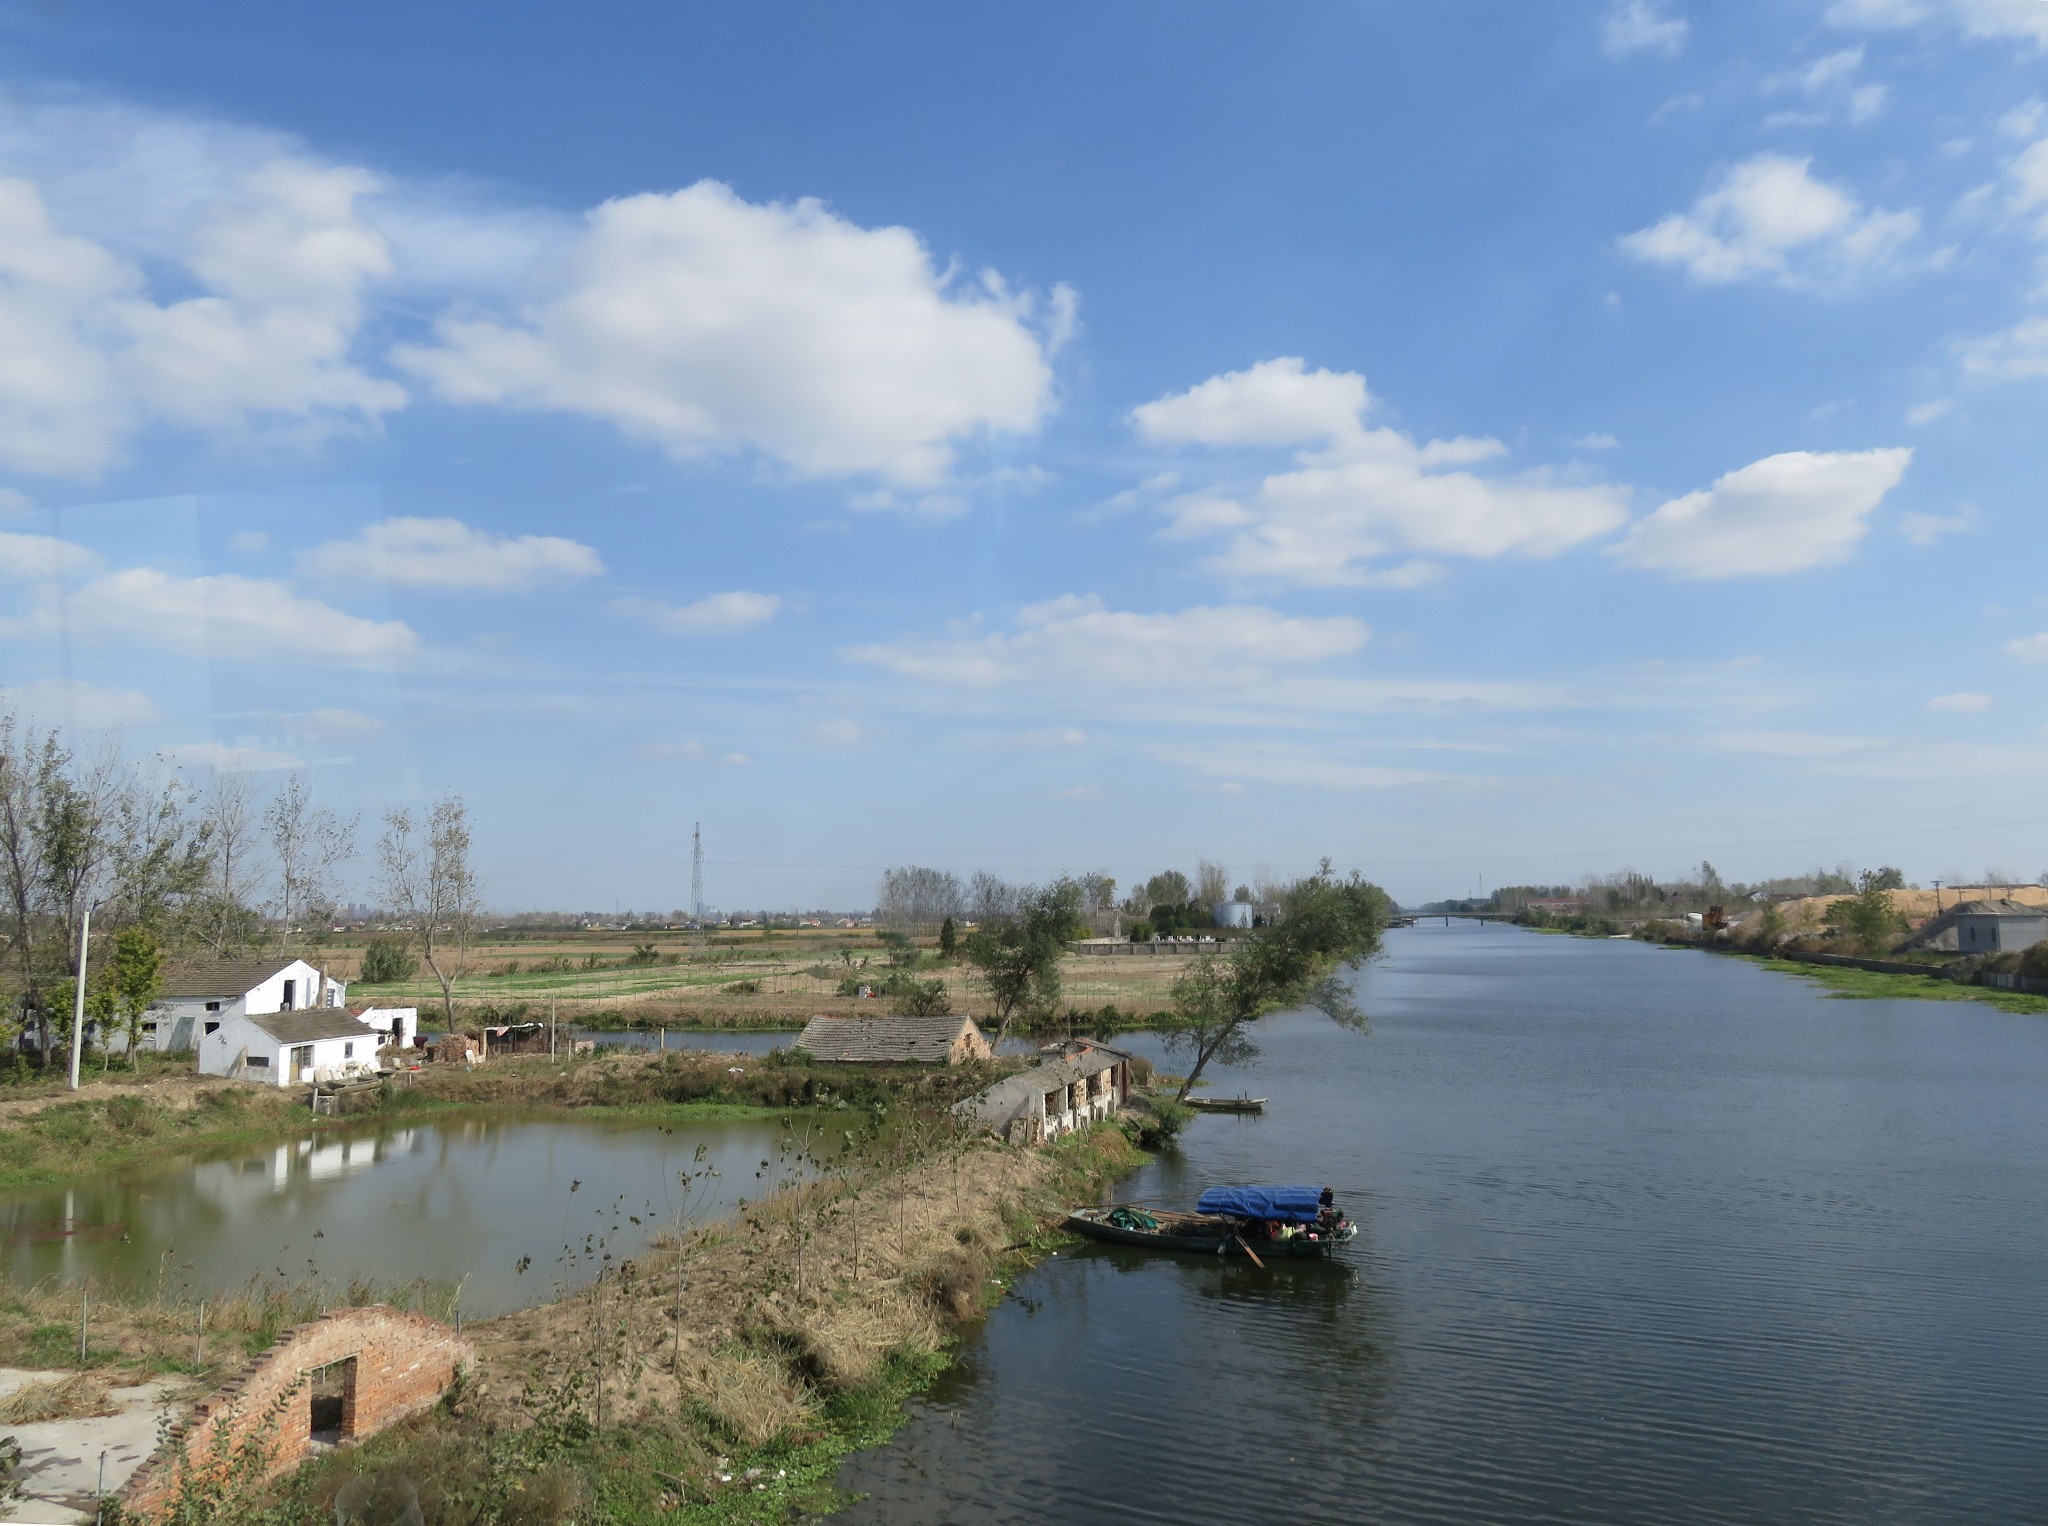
top-left (308, 928), bottom-right (1197, 1028)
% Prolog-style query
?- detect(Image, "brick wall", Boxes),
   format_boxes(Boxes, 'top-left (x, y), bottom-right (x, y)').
top-left (118, 1305), bottom-right (474, 1521)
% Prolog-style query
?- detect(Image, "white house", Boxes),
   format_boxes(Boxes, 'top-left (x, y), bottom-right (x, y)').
top-left (349, 1005), bottom-right (419, 1050)
top-left (953, 1041), bottom-right (1134, 1145)
top-left (142, 958), bottom-right (347, 1053)
top-left (198, 1009), bottom-right (383, 1087)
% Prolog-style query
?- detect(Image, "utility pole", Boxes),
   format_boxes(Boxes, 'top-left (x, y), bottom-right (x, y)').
top-left (691, 822), bottom-right (706, 950)
top-left (69, 899), bottom-right (101, 1091)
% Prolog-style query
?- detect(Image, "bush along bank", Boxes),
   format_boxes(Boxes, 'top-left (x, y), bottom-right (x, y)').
top-left (163, 1119), bottom-right (1146, 1525)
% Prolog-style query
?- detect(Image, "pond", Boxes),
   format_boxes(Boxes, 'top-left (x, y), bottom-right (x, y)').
top-left (0, 1112), bottom-right (806, 1317)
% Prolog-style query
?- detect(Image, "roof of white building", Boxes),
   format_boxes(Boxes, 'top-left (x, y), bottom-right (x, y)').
top-left (1953, 898), bottom-right (2048, 918)
top-left (246, 1011), bottom-right (375, 1045)
top-left (159, 958), bottom-right (336, 999)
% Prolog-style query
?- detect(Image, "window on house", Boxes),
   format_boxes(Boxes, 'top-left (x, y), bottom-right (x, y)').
top-left (205, 1001), bottom-right (221, 1012)
top-left (344, 1041), bottom-right (354, 1058)
top-left (248, 1055), bottom-right (270, 1068)
top-left (282, 979), bottom-right (297, 1010)
top-left (204, 1021), bottom-right (220, 1035)
top-left (142, 1021), bottom-right (157, 1033)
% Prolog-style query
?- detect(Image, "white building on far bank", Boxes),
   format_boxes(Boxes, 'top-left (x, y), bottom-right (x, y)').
top-left (198, 1009), bottom-right (383, 1087)
top-left (142, 958), bottom-right (348, 1053)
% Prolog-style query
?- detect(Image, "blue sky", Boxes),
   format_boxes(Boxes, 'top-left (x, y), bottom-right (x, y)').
top-left (3, 0), bottom-right (2048, 910)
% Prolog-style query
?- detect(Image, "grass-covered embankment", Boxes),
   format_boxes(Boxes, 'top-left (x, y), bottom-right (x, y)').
top-left (1748, 956), bottom-right (2048, 1013)
top-left (149, 1119), bottom-right (1149, 1524)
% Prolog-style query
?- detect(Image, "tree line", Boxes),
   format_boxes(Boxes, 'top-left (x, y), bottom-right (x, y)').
top-left (0, 707), bottom-right (481, 1065)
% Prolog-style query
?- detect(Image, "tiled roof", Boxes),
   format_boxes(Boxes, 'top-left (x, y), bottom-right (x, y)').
top-left (158, 959), bottom-right (311, 999)
top-left (795, 1013), bottom-right (984, 1063)
top-left (247, 1011), bottom-right (374, 1046)
top-left (1954, 898), bottom-right (2048, 917)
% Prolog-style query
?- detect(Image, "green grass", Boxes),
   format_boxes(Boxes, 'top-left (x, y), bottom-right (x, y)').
top-left (1753, 957), bottom-right (2048, 1013)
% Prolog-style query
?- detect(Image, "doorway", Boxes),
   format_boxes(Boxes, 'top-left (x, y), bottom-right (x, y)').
top-left (309, 1356), bottom-right (356, 1442)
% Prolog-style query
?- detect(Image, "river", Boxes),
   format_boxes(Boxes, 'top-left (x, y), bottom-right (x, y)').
top-left (828, 921), bottom-right (2048, 1523)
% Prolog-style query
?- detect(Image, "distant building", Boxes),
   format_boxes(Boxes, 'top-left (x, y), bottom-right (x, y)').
top-left (794, 1013), bottom-right (993, 1064)
top-left (954, 1040), bottom-right (1134, 1144)
top-left (1213, 901), bottom-right (1254, 930)
top-left (141, 958), bottom-right (347, 1053)
top-left (1953, 898), bottom-right (2048, 955)
top-left (199, 1009), bottom-right (381, 1086)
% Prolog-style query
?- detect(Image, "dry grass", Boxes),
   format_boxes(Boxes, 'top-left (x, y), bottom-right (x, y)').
top-left (681, 1351), bottom-right (811, 1447)
top-left (0, 1370), bottom-right (122, 1422)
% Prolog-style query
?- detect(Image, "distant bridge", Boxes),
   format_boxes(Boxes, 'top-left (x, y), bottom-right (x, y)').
top-left (1391, 912), bottom-right (1516, 927)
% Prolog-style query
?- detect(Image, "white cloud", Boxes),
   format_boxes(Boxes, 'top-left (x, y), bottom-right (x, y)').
top-left (228, 529), bottom-right (270, 552)
top-left (1829, 0), bottom-right (2048, 42)
top-left (2008, 631), bottom-right (2048, 662)
top-left (1132, 358), bottom-right (1370, 449)
top-left (0, 530), bottom-right (101, 580)
top-left (0, 489), bottom-right (30, 517)
top-left (1707, 729), bottom-right (1884, 757)
top-left (53, 568), bottom-right (417, 666)
top-left (395, 181), bottom-right (1062, 487)
top-left (1905, 399), bottom-right (1956, 425)
top-left (1614, 447), bottom-right (1912, 578)
top-left (810, 718), bottom-right (864, 747)
top-left (2004, 100), bottom-right (2048, 140)
top-left (1604, 1), bottom-right (1689, 57)
top-left (1929, 691), bottom-right (1993, 712)
top-left (0, 163), bottom-right (403, 477)
top-left (633, 740), bottom-right (750, 765)
top-left (614, 590), bottom-right (782, 635)
top-left (1899, 505), bottom-right (1974, 543)
top-left (159, 740), bottom-right (305, 772)
top-left (1132, 359), bottom-right (1628, 586)
top-left (1621, 154), bottom-right (1921, 288)
top-left (1956, 316), bottom-right (2048, 378)
top-left (299, 707), bottom-right (384, 736)
top-left (301, 516), bottom-right (603, 590)
top-left (1571, 432), bottom-right (1622, 451)
top-left (959, 727), bottom-right (1090, 750)
top-left (847, 594), bottom-right (1369, 687)
top-left (1049, 785), bottom-right (1102, 801)
top-left (1160, 740), bottom-right (1468, 791)
top-left (0, 676), bottom-right (158, 729)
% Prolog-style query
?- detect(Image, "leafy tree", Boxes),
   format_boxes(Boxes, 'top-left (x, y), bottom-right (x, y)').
top-left (1864, 865), bottom-right (1906, 891)
top-left (1128, 920), bottom-right (1154, 943)
top-left (1194, 859), bottom-right (1230, 912)
top-left (891, 977), bottom-right (951, 1016)
top-left (961, 878), bottom-right (1083, 1044)
top-left (107, 928), bottom-right (164, 1070)
top-left (1144, 869), bottom-right (1192, 908)
top-left (937, 916), bottom-right (957, 959)
top-left (876, 865), bottom-right (963, 930)
top-left (1750, 901), bottom-right (1787, 949)
top-left (359, 935), bottom-right (418, 984)
top-left (1824, 874), bottom-right (1908, 955)
top-left (1165, 865), bottom-right (1391, 1102)
top-left (376, 797), bottom-right (481, 1025)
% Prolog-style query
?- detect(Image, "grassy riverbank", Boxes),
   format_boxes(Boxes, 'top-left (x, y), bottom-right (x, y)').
top-left (1747, 956), bottom-right (2048, 1013)
top-left (120, 1119), bottom-right (1148, 1524)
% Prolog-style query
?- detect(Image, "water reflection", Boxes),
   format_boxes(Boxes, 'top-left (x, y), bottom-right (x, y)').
top-left (0, 1113), bottom-right (797, 1316)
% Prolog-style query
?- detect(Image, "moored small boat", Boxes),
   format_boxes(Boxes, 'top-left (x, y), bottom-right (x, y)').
top-left (1186, 1095), bottom-right (1267, 1114)
top-left (1065, 1184), bottom-right (1356, 1260)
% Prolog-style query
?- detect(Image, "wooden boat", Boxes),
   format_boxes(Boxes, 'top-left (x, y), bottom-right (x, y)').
top-left (1185, 1094), bottom-right (1267, 1114)
top-left (1064, 1206), bottom-right (1354, 1259)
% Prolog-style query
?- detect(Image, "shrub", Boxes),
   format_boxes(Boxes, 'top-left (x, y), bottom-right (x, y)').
top-left (359, 937), bottom-right (417, 984)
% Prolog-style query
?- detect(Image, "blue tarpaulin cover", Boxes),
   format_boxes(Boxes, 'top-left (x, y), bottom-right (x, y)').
top-left (1196, 1185), bottom-right (1326, 1223)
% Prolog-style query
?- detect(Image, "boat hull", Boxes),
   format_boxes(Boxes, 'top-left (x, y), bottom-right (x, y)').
top-left (1186, 1097), bottom-right (1266, 1113)
top-left (1064, 1209), bottom-right (1350, 1258)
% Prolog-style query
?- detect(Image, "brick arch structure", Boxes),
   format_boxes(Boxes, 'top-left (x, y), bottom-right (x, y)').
top-left (119, 1305), bottom-right (474, 1521)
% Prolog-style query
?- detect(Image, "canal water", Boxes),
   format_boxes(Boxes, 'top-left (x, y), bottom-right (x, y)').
top-left (0, 1112), bottom-right (800, 1317)
top-left (829, 921), bottom-right (2048, 1523)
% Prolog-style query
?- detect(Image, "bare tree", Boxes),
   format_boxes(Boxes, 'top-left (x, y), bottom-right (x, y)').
top-left (197, 773), bottom-right (263, 956)
top-left (1194, 859), bottom-right (1230, 912)
top-left (877, 865), bottom-right (963, 931)
top-left (377, 796), bottom-right (480, 1025)
top-left (264, 774), bottom-right (356, 950)
top-left (967, 870), bottom-right (1018, 926)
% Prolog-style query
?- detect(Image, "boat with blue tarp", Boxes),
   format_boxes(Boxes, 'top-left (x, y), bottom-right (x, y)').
top-left (1065, 1183), bottom-right (1356, 1260)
